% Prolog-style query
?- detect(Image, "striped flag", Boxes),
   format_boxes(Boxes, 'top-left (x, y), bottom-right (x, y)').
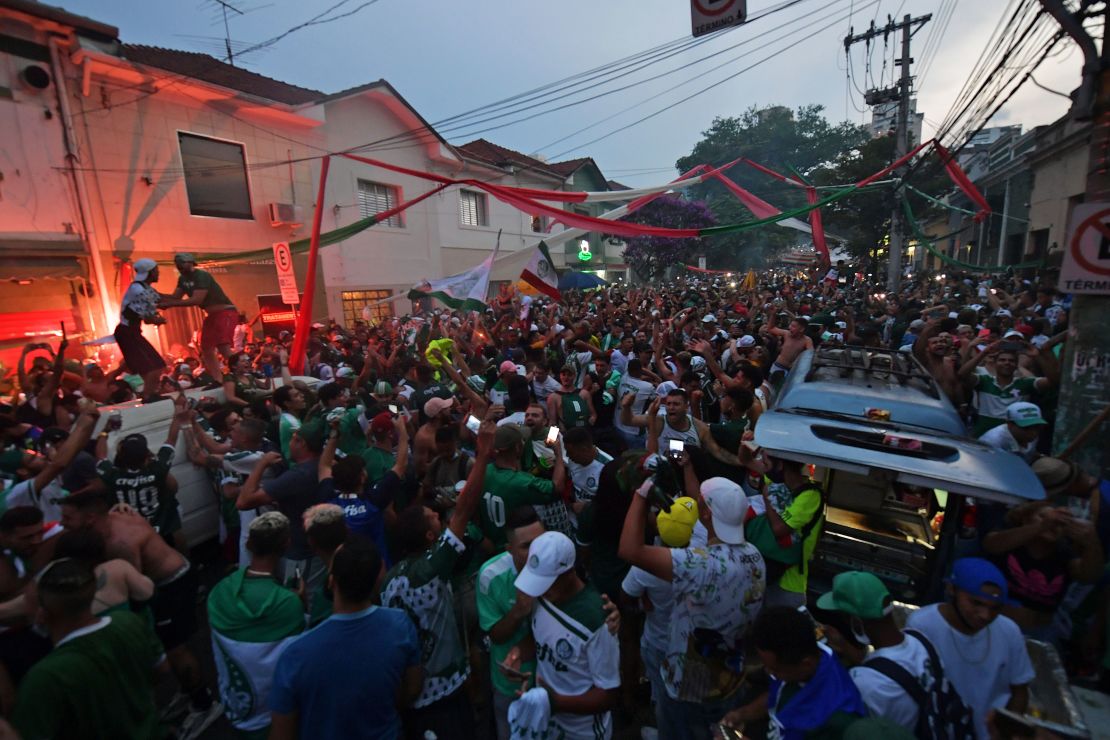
top-left (408, 239), bottom-right (501, 311)
top-left (520, 241), bottom-right (561, 301)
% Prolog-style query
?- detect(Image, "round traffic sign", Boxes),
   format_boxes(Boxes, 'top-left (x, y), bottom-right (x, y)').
top-left (275, 243), bottom-right (292, 271)
top-left (1070, 208), bottom-right (1110, 277)
top-left (692, 0), bottom-right (736, 16)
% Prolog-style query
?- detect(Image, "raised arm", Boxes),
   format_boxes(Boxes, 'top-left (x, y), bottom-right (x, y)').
top-left (447, 419), bottom-right (494, 538)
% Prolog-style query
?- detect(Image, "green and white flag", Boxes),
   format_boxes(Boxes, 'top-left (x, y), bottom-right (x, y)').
top-left (208, 569), bottom-right (304, 733)
top-left (408, 236), bottom-right (501, 311)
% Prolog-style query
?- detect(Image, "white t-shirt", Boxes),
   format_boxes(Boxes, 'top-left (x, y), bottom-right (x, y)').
top-left (496, 411), bottom-right (527, 428)
top-left (621, 566), bottom-right (673, 656)
top-left (532, 376), bottom-right (561, 402)
top-left (610, 349), bottom-right (632, 375)
top-left (5, 477), bottom-right (64, 522)
top-left (567, 450), bottom-right (612, 504)
top-left (532, 591), bottom-right (620, 739)
top-left (906, 604), bottom-right (1035, 740)
top-left (663, 542), bottom-right (765, 699)
top-left (614, 375), bottom-right (656, 436)
top-left (850, 634), bottom-right (932, 731)
top-left (978, 424), bottom-right (1038, 463)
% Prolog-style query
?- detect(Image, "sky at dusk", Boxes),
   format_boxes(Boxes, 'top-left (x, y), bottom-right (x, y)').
top-left (58, 0), bottom-right (1083, 183)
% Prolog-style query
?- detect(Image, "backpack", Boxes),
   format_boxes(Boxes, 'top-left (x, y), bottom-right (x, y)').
top-left (861, 629), bottom-right (976, 740)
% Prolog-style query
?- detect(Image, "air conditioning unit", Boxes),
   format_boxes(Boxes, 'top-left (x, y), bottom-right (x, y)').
top-left (268, 202), bottom-right (304, 228)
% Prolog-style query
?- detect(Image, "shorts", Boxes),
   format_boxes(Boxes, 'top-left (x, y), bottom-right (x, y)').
top-left (201, 307), bottom-right (238, 351)
top-left (114, 322), bottom-right (165, 376)
top-left (150, 563), bottom-right (199, 651)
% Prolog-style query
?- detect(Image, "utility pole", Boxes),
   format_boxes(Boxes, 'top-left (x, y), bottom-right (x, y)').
top-left (1037, 0), bottom-right (1110, 478)
top-left (845, 13), bottom-right (931, 291)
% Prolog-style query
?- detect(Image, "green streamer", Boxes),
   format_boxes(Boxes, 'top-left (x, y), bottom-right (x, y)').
top-left (154, 215), bottom-right (381, 267)
top-left (901, 197), bottom-right (1042, 272)
top-left (904, 184), bottom-right (982, 217)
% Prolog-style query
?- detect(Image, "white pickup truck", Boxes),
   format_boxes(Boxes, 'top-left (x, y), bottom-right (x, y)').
top-left (91, 377), bottom-right (319, 548)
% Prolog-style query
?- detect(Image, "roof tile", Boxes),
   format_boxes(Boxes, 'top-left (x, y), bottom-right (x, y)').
top-left (120, 44), bottom-right (323, 106)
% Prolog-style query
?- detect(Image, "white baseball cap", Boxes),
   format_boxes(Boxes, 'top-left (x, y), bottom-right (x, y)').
top-left (515, 531), bottom-right (576, 597)
top-left (737, 335), bottom-right (756, 348)
top-left (700, 477), bottom-right (749, 545)
top-left (702, 314), bottom-right (717, 323)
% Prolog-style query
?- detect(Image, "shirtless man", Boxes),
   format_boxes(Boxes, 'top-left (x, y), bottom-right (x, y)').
top-left (619, 388), bottom-right (742, 468)
top-left (59, 491), bottom-right (222, 737)
top-left (765, 315), bottom-right (813, 384)
top-left (913, 315), bottom-right (963, 405)
top-left (413, 396), bottom-right (455, 478)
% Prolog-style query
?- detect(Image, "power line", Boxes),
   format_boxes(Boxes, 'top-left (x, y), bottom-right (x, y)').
top-left (548, 8), bottom-right (868, 159)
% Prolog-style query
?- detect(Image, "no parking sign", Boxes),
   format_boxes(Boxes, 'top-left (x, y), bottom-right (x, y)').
top-left (1061, 203), bottom-right (1110, 294)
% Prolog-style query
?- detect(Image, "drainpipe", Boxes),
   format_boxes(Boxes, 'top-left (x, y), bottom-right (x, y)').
top-left (48, 37), bottom-right (114, 336)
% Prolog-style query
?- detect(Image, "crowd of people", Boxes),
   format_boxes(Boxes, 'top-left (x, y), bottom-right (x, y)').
top-left (0, 253), bottom-right (1108, 740)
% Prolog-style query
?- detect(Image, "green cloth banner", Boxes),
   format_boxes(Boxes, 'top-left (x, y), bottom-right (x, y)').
top-left (901, 197), bottom-right (1043, 272)
top-left (154, 215), bottom-right (381, 267)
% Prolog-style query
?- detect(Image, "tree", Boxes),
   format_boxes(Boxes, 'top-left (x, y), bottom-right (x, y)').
top-left (614, 195), bottom-right (716, 282)
top-left (811, 133), bottom-right (950, 267)
top-left (675, 105), bottom-right (870, 269)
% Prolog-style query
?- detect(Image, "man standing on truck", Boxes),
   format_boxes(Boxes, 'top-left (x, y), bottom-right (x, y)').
top-left (158, 253), bottom-right (239, 386)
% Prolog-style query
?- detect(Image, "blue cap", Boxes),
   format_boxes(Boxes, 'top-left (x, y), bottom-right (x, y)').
top-left (947, 557), bottom-right (1010, 603)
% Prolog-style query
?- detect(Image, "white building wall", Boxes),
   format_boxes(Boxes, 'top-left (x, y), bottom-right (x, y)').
top-left (0, 38), bottom-right (75, 234)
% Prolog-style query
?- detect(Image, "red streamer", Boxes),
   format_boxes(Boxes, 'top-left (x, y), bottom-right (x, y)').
top-left (713, 173), bottom-right (781, 220)
top-left (741, 159), bottom-right (804, 187)
top-left (856, 139), bottom-right (934, 187)
top-left (290, 155), bottom-right (330, 375)
top-left (806, 187), bottom-right (830, 264)
top-left (935, 142), bottom-right (991, 221)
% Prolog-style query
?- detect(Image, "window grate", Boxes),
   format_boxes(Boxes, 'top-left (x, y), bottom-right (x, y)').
top-left (341, 289), bottom-right (392, 327)
top-left (459, 189), bottom-right (488, 226)
top-left (357, 180), bottom-right (401, 227)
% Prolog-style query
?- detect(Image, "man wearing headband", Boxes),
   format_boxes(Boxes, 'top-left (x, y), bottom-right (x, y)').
top-left (906, 558), bottom-right (1034, 740)
top-left (158, 253), bottom-right (238, 384)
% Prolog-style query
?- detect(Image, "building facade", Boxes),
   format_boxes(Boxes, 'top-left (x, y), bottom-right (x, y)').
top-left (0, 0), bottom-right (624, 364)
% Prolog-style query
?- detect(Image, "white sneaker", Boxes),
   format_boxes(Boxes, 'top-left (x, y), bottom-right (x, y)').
top-left (177, 702), bottom-right (223, 740)
top-left (159, 691), bottom-right (190, 722)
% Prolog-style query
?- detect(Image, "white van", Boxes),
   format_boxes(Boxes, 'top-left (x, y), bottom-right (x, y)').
top-left (91, 377), bottom-right (318, 549)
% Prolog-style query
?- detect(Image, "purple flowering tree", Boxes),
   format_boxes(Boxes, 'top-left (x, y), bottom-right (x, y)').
top-left (611, 195), bottom-right (717, 282)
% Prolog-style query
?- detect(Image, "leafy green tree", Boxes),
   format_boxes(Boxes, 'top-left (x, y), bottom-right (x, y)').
top-left (675, 105), bottom-right (869, 269)
top-left (810, 134), bottom-right (951, 267)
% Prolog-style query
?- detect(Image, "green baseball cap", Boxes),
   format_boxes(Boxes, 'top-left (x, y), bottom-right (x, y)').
top-left (816, 571), bottom-right (892, 619)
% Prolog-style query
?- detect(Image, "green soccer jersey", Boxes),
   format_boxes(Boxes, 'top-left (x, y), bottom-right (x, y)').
top-left (176, 268), bottom-right (231, 309)
top-left (971, 373), bottom-right (1039, 436)
top-left (96, 444), bottom-right (179, 535)
top-left (13, 611), bottom-right (164, 740)
top-left (380, 528), bottom-right (471, 708)
top-left (477, 551), bottom-right (538, 698)
top-left (479, 464), bottom-right (556, 549)
top-left (361, 445), bottom-right (396, 485)
top-left (278, 413), bottom-right (301, 461)
top-left (778, 487), bottom-right (824, 595)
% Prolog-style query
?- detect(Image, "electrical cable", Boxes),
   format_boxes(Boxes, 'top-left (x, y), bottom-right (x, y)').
top-left (547, 8), bottom-right (867, 159)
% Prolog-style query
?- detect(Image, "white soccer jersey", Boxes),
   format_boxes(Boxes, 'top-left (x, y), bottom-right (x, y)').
top-left (532, 589), bottom-right (620, 739)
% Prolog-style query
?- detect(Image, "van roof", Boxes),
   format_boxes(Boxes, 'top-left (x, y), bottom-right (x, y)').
top-left (775, 347), bottom-right (965, 435)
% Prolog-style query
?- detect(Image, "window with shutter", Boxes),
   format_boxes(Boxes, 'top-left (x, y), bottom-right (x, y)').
top-left (459, 189), bottom-right (488, 227)
top-left (357, 180), bottom-right (401, 227)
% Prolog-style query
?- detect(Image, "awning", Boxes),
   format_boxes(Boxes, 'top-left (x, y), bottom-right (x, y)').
top-left (0, 235), bottom-right (88, 280)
